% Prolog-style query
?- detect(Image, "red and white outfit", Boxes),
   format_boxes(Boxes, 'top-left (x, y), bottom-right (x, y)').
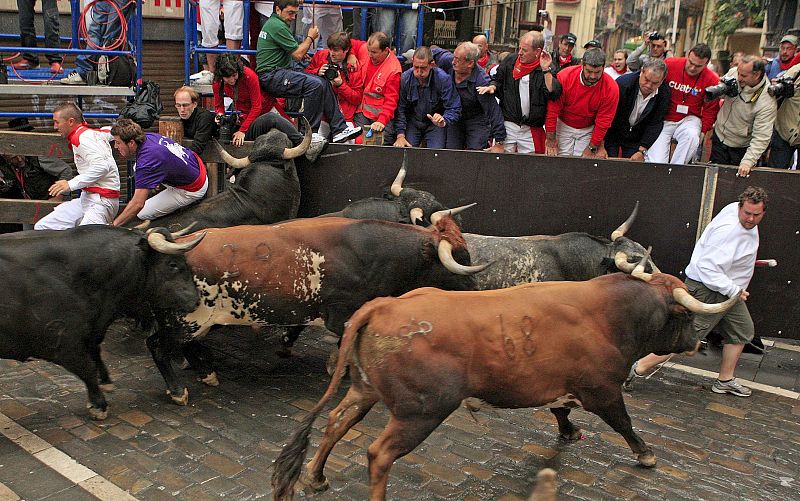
top-left (504, 56), bottom-right (544, 154)
top-left (604, 65), bottom-right (630, 80)
top-left (546, 65), bottom-right (620, 156)
top-left (35, 124), bottom-right (119, 230)
top-left (647, 57), bottom-right (720, 164)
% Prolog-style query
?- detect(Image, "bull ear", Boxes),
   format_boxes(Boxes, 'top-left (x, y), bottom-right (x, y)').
top-left (390, 156), bottom-right (408, 196)
top-left (611, 201), bottom-right (639, 241)
top-left (147, 230), bottom-right (207, 255)
top-left (282, 118), bottom-right (312, 159)
top-left (214, 139), bottom-right (251, 169)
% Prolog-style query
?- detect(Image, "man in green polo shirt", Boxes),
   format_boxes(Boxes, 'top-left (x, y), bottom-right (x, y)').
top-left (256, 0), bottom-right (361, 143)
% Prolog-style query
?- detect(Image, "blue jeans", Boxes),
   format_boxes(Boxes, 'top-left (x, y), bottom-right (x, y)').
top-left (445, 115), bottom-right (490, 150)
top-left (374, 0), bottom-right (418, 53)
top-left (75, 0), bottom-right (134, 78)
top-left (259, 68), bottom-right (347, 136)
top-left (18, 0), bottom-right (62, 64)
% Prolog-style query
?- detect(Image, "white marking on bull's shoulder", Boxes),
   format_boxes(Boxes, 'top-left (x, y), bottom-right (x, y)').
top-left (291, 246), bottom-right (326, 302)
top-left (540, 394), bottom-right (583, 409)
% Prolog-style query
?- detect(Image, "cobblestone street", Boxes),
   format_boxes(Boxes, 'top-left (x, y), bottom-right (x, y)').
top-left (0, 322), bottom-right (798, 500)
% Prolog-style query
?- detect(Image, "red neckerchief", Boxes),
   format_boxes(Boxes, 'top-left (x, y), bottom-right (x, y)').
top-left (477, 52), bottom-right (489, 68)
top-left (513, 56), bottom-right (540, 80)
top-left (613, 66), bottom-right (627, 75)
top-left (780, 53), bottom-right (800, 71)
top-left (559, 54), bottom-right (573, 65)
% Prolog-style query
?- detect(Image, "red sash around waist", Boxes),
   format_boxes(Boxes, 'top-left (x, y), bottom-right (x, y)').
top-left (83, 186), bottom-right (120, 199)
top-left (176, 152), bottom-right (208, 192)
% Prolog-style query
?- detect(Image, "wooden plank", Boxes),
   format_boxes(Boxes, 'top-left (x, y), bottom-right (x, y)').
top-left (0, 131), bottom-right (73, 159)
top-left (0, 84), bottom-right (135, 97)
top-left (0, 199), bottom-right (58, 224)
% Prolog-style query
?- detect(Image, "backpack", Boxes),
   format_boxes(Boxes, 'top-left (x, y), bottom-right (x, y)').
top-left (88, 55), bottom-right (136, 87)
top-left (119, 81), bottom-right (163, 129)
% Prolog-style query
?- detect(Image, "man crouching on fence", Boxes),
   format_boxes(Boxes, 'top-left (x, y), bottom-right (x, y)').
top-left (111, 119), bottom-right (208, 227)
top-left (35, 103), bottom-right (120, 230)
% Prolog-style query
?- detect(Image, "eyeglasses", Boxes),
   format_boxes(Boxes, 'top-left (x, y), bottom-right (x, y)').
top-left (174, 103), bottom-right (194, 108)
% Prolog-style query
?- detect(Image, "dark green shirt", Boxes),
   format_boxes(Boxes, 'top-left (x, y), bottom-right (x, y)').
top-left (256, 13), bottom-right (298, 74)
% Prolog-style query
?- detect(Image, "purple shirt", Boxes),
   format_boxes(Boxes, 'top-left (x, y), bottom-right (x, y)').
top-left (134, 133), bottom-right (200, 190)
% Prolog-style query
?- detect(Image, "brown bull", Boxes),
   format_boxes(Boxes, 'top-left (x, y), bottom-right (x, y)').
top-left (272, 262), bottom-right (737, 501)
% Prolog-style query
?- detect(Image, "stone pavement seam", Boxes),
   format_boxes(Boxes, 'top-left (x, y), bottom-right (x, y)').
top-left (0, 410), bottom-right (137, 501)
top-left (666, 363), bottom-right (800, 399)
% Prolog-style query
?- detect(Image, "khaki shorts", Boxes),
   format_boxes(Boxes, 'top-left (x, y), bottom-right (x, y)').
top-left (685, 278), bottom-right (754, 345)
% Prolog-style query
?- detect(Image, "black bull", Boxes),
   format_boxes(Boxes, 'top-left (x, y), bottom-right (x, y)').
top-left (148, 216), bottom-right (486, 405)
top-left (272, 267), bottom-right (738, 501)
top-left (135, 127), bottom-right (312, 232)
top-left (0, 226), bottom-right (204, 419)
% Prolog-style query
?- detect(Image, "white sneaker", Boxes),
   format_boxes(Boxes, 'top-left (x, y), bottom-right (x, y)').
top-left (60, 71), bottom-right (86, 85)
top-left (306, 137), bottom-right (328, 162)
top-left (192, 70), bottom-right (214, 86)
top-left (332, 125), bottom-right (362, 143)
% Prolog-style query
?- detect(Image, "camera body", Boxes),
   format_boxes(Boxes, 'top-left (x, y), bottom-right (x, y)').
top-left (217, 112), bottom-right (241, 144)
top-left (768, 73), bottom-right (797, 99)
top-left (704, 75), bottom-right (740, 101)
top-left (648, 31), bottom-right (663, 41)
top-left (323, 58), bottom-right (345, 81)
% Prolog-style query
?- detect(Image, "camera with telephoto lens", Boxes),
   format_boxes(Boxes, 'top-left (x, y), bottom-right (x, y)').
top-left (704, 75), bottom-right (740, 101)
top-left (648, 31), bottom-right (663, 41)
top-left (217, 112), bottom-right (240, 144)
top-left (323, 55), bottom-right (345, 81)
top-left (768, 73), bottom-right (797, 99)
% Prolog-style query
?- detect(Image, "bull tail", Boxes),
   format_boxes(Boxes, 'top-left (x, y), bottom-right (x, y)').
top-left (271, 302), bottom-right (375, 501)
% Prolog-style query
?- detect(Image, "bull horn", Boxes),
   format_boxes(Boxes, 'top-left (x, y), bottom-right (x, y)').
top-left (171, 221), bottom-right (198, 237)
top-left (409, 207), bottom-right (423, 224)
top-left (630, 247), bottom-right (653, 282)
top-left (673, 288), bottom-right (739, 314)
top-left (134, 220), bottom-right (151, 230)
top-left (390, 157), bottom-right (407, 196)
top-left (282, 118), bottom-right (312, 159)
top-left (214, 139), bottom-right (251, 169)
top-left (430, 203), bottom-right (477, 226)
top-left (611, 201), bottom-right (640, 241)
top-left (614, 252), bottom-right (637, 273)
top-left (147, 230), bottom-right (207, 255)
top-left (437, 240), bottom-right (491, 275)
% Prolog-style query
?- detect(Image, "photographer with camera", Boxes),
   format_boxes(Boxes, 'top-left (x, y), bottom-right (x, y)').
top-left (710, 56), bottom-right (777, 177)
top-left (768, 62), bottom-right (800, 168)
top-left (213, 53), bottom-right (264, 147)
top-left (305, 32), bottom-right (364, 130)
top-left (765, 35), bottom-right (800, 81)
top-left (627, 31), bottom-right (668, 72)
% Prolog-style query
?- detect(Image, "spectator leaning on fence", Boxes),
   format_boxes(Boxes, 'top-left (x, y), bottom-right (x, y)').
top-left (213, 53), bottom-right (264, 147)
top-left (35, 103), bottom-right (120, 230)
top-left (477, 31), bottom-right (561, 154)
top-left (354, 31), bottom-right (403, 143)
top-left (646, 43), bottom-right (720, 165)
top-left (446, 42), bottom-right (505, 152)
top-left (603, 59), bottom-right (671, 160)
top-left (711, 56), bottom-right (777, 177)
top-left (545, 48), bottom-right (620, 158)
top-left (255, 0), bottom-right (361, 144)
top-left (174, 86), bottom-right (218, 156)
top-left (394, 46), bottom-right (461, 149)
top-left (768, 62), bottom-right (800, 168)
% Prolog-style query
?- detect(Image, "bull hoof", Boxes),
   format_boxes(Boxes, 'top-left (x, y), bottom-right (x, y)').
top-left (99, 383), bottom-right (115, 392)
top-left (637, 452), bottom-right (657, 467)
top-left (300, 473), bottom-right (329, 492)
top-left (87, 405), bottom-right (108, 421)
top-left (559, 429), bottom-right (583, 441)
top-left (168, 388), bottom-right (189, 406)
top-left (463, 397), bottom-right (484, 413)
top-left (201, 371), bottom-right (219, 387)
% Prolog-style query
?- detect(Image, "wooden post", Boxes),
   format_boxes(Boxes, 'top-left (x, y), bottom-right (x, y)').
top-left (158, 117), bottom-right (184, 143)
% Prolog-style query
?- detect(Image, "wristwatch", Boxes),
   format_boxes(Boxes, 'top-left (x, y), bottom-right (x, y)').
top-left (588, 144), bottom-right (598, 154)
top-left (638, 147), bottom-right (648, 156)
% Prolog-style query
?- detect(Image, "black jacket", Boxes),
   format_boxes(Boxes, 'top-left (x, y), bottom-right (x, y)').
top-left (604, 71), bottom-right (671, 150)
top-left (182, 107), bottom-right (218, 155)
top-left (492, 53), bottom-right (562, 128)
top-left (0, 156), bottom-right (70, 200)
top-left (551, 51), bottom-right (580, 75)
